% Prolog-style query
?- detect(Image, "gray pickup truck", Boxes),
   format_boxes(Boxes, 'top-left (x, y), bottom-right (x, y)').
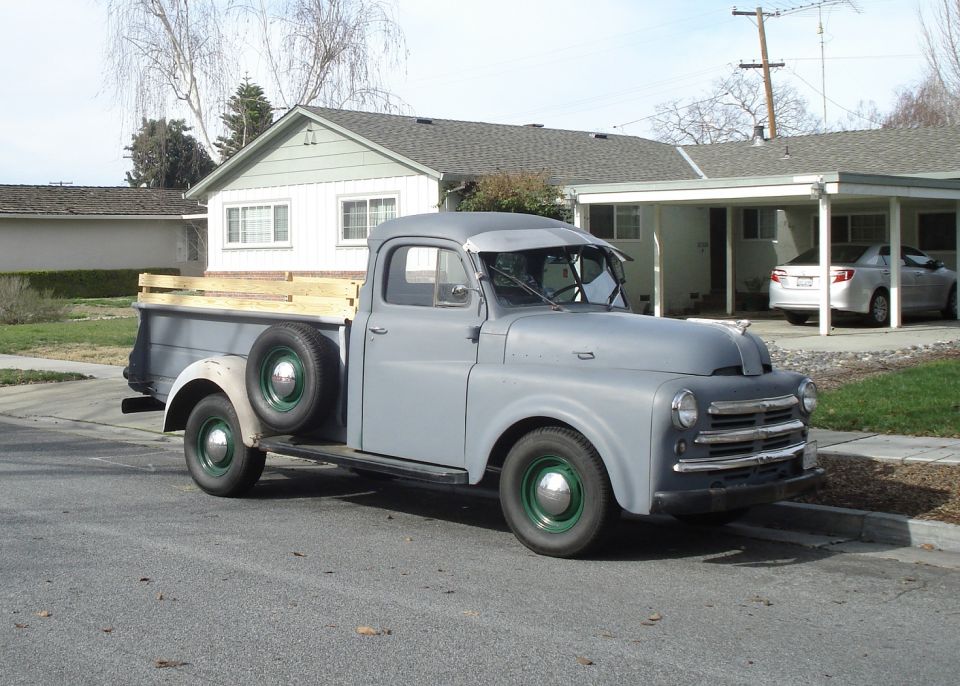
top-left (124, 212), bottom-right (823, 557)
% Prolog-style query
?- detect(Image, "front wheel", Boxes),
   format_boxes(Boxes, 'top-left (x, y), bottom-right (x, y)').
top-left (499, 427), bottom-right (619, 558)
top-left (184, 394), bottom-right (266, 497)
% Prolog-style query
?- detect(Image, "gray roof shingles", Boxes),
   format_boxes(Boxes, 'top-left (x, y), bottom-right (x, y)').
top-left (304, 107), bottom-right (699, 184)
top-left (0, 185), bottom-right (201, 216)
top-left (682, 126), bottom-right (960, 179)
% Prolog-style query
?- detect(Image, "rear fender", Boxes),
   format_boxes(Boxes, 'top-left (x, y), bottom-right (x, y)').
top-left (163, 356), bottom-right (266, 447)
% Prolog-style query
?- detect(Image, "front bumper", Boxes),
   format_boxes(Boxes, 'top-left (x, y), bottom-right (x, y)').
top-left (650, 467), bottom-right (826, 515)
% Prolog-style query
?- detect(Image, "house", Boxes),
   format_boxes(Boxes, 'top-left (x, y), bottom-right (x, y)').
top-left (0, 185), bottom-right (207, 276)
top-left (185, 107), bottom-right (960, 332)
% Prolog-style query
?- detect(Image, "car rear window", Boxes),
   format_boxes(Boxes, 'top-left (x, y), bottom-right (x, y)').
top-left (787, 245), bottom-right (868, 265)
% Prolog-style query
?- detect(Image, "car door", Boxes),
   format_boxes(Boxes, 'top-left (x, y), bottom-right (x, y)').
top-left (361, 239), bottom-right (483, 466)
top-left (904, 246), bottom-right (950, 310)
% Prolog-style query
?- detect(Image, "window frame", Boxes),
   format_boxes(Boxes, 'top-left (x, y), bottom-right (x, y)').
top-left (742, 207), bottom-right (778, 241)
top-left (383, 244), bottom-right (472, 309)
top-left (223, 200), bottom-right (292, 249)
top-left (812, 211), bottom-right (887, 245)
top-left (338, 193), bottom-right (400, 246)
top-left (587, 204), bottom-right (644, 241)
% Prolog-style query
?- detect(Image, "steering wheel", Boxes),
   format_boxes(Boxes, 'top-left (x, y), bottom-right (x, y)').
top-left (551, 283), bottom-right (582, 302)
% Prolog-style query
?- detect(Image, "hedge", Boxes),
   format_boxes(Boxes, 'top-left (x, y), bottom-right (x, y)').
top-left (0, 268), bottom-right (180, 298)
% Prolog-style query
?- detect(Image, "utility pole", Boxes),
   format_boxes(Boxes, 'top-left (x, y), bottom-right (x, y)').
top-left (733, 6), bottom-right (782, 139)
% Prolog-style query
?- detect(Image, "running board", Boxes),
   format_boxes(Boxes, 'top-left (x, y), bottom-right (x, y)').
top-left (258, 436), bottom-right (470, 485)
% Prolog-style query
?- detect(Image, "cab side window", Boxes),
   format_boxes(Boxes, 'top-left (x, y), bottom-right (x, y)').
top-left (384, 246), bottom-right (471, 307)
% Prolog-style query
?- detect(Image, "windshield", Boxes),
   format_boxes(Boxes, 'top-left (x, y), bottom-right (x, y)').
top-left (479, 245), bottom-right (627, 309)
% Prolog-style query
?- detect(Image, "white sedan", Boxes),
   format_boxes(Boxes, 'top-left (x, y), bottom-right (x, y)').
top-left (769, 244), bottom-right (957, 326)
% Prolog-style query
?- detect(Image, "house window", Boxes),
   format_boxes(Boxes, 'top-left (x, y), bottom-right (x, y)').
top-left (813, 213), bottom-right (886, 244)
top-left (743, 208), bottom-right (777, 240)
top-left (225, 203), bottom-right (290, 246)
top-left (341, 195), bottom-right (398, 243)
top-left (918, 212), bottom-right (957, 251)
top-left (588, 205), bottom-right (642, 240)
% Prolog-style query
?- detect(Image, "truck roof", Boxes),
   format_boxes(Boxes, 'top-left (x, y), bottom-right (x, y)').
top-left (368, 212), bottom-right (577, 248)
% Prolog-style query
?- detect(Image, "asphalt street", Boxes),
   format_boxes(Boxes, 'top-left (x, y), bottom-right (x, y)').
top-left (3, 418), bottom-right (960, 685)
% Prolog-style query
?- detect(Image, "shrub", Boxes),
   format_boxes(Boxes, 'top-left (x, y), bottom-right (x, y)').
top-left (456, 171), bottom-right (572, 221)
top-left (0, 276), bottom-right (68, 325)
top-left (0, 268), bottom-right (178, 298)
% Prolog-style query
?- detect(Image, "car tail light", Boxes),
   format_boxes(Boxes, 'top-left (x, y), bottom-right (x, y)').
top-left (771, 269), bottom-right (787, 283)
top-left (832, 269), bottom-right (855, 283)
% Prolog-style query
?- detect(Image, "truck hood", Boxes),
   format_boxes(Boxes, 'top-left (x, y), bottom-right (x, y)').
top-left (501, 312), bottom-right (770, 376)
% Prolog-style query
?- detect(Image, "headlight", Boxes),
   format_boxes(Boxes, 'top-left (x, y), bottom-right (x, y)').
top-left (671, 389), bottom-right (699, 429)
top-left (799, 379), bottom-right (818, 414)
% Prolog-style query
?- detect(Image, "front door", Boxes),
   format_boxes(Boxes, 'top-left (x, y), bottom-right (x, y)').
top-left (361, 240), bottom-right (483, 466)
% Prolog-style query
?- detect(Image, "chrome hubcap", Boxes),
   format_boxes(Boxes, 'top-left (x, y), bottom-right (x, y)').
top-left (270, 360), bottom-right (298, 398)
top-left (535, 471), bottom-right (572, 516)
top-left (205, 427), bottom-right (230, 462)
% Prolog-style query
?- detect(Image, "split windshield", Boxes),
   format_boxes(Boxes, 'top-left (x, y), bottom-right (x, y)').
top-left (479, 245), bottom-right (626, 309)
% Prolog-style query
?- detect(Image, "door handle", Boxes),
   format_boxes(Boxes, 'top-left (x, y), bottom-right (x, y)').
top-left (368, 326), bottom-right (388, 334)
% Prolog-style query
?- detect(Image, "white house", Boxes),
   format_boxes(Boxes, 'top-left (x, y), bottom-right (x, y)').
top-left (0, 185), bottom-right (207, 276)
top-left (185, 107), bottom-right (960, 330)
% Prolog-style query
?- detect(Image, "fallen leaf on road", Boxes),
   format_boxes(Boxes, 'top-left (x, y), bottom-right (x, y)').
top-left (356, 626), bottom-right (382, 636)
top-left (647, 612), bottom-right (663, 622)
top-left (138, 577), bottom-right (151, 583)
top-left (101, 627), bottom-right (113, 633)
top-left (921, 543), bottom-right (937, 551)
top-left (750, 595), bottom-right (773, 606)
top-left (35, 610), bottom-right (51, 618)
top-left (292, 552), bottom-right (305, 557)
top-left (15, 623), bottom-right (28, 629)
top-left (576, 657), bottom-right (594, 666)
top-left (156, 593), bottom-right (164, 601)
top-left (403, 537), bottom-right (413, 542)
top-left (462, 611), bottom-right (480, 617)
top-left (154, 659), bottom-right (187, 669)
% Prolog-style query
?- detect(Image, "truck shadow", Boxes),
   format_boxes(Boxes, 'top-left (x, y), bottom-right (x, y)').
top-left (250, 463), bottom-right (846, 566)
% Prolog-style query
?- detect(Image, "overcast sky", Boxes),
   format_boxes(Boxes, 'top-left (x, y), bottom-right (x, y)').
top-left (0, 0), bottom-right (932, 187)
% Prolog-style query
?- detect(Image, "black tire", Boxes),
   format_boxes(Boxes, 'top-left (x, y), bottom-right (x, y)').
top-left (245, 322), bottom-right (339, 434)
top-left (499, 427), bottom-right (619, 558)
top-left (866, 289), bottom-right (890, 327)
top-left (944, 285), bottom-right (957, 320)
top-left (783, 311), bottom-right (809, 326)
top-left (673, 508), bottom-right (749, 527)
top-left (184, 394), bottom-right (266, 497)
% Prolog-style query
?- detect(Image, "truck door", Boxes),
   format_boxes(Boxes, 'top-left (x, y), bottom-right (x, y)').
top-left (361, 240), bottom-right (483, 466)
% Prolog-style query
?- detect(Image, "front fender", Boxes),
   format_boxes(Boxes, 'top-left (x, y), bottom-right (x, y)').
top-left (163, 356), bottom-right (267, 448)
top-left (465, 365), bottom-right (679, 514)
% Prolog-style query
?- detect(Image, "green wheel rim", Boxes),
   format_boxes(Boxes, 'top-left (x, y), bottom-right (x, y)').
top-left (258, 346), bottom-right (305, 412)
top-left (196, 416), bottom-right (235, 477)
top-left (519, 455), bottom-right (584, 533)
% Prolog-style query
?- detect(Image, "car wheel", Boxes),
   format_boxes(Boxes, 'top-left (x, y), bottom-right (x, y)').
top-left (783, 311), bottom-right (809, 326)
top-left (944, 285), bottom-right (957, 320)
top-left (866, 289), bottom-right (890, 327)
top-left (184, 394), bottom-right (266, 497)
top-left (245, 322), bottom-right (339, 434)
top-left (499, 427), bottom-right (619, 558)
top-left (673, 508), bottom-right (749, 527)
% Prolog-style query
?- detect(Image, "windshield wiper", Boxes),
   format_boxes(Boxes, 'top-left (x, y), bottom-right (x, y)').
top-left (486, 265), bottom-right (565, 311)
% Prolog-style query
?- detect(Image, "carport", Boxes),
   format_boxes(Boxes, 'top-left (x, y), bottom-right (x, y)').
top-left (570, 172), bottom-right (960, 335)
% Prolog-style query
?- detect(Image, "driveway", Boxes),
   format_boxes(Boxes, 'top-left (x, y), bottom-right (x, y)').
top-left (737, 315), bottom-right (960, 353)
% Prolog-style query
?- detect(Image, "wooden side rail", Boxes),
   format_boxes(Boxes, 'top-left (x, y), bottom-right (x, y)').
top-left (137, 273), bottom-right (361, 320)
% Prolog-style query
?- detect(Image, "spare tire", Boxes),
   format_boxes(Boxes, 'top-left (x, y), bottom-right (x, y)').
top-left (245, 322), bottom-right (339, 434)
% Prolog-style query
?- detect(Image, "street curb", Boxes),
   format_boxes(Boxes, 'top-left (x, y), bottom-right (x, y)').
top-left (743, 501), bottom-right (960, 554)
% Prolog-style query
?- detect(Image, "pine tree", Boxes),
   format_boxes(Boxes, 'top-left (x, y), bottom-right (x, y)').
top-left (214, 78), bottom-right (274, 160)
top-left (125, 118), bottom-right (215, 189)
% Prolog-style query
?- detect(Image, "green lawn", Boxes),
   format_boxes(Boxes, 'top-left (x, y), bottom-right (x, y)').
top-left (0, 369), bottom-right (90, 386)
top-left (0, 317), bottom-right (138, 354)
top-left (813, 359), bottom-right (960, 437)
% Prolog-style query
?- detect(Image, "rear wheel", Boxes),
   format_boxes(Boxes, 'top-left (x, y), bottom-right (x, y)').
top-left (783, 311), bottom-right (809, 326)
top-left (184, 394), bottom-right (265, 497)
top-left (866, 289), bottom-right (890, 327)
top-left (944, 285), bottom-right (957, 320)
top-left (499, 427), bottom-right (618, 558)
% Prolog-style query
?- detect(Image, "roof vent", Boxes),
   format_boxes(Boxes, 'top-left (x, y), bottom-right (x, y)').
top-left (524, 123), bottom-right (544, 128)
top-left (590, 132), bottom-right (608, 140)
top-left (415, 117), bottom-right (433, 125)
top-left (752, 125), bottom-right (765, 146)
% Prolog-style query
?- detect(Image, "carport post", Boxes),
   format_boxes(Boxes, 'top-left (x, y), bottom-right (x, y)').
top-left (726, 206), bottom-right (735, 315)
top-left (956, 201), bottom-right (960, 320)
top-left (889, 197), bottom-right (902, 329)
top-left (653, 204), bottom-right (664, 317)
top-left (818, 194), bottom-right (832, 335)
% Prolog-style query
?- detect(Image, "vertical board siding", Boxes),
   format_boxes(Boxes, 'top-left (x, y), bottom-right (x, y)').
top-left (207, 176), bottom-right (440, 274)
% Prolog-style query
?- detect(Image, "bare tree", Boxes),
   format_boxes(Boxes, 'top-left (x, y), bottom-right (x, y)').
top-left (884, 76), bottom-right (956, 127)
top-left (104, 0), bottom-right (405, 159)
top-left (651, 70), bottom-right (821, 145)
top-left (105, 0), bottom-right (230, 157)
top-left (252, 0), bottom-right (406, 111)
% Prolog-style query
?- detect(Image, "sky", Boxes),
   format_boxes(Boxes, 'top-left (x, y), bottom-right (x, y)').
top-left (0, 0), bottom-right (934, 187)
